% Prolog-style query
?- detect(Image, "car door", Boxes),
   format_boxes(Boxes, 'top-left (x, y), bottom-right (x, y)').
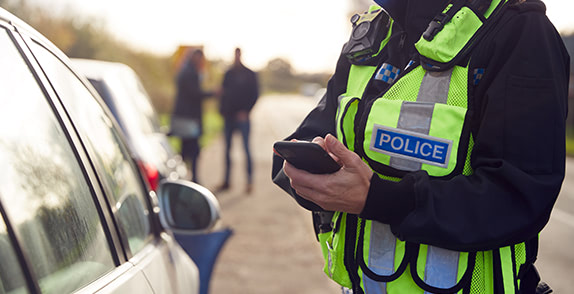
top-left (20, 27), bottom-right (200, 294)
top-left (0, 19), bottom-right (147, 294)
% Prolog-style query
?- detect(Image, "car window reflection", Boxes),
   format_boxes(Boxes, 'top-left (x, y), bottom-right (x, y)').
top-left (0, 28), bottom-right (114, 294)
top-left (28, 40), bottom-right (153, 256)
top-left (0, 220), bottom-right (29, 294)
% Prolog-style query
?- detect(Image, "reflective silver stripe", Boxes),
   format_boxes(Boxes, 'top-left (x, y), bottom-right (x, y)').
top-left (423, 246), bottom-right (460, 293)
top-left (326, 241), bottom-right (334, 278)
top-left (389, 68), bottom-right (453, 170)
top-left (417, 70), bottom-right (453, 104)
top-left (397, 102), bottom-right (435, 134)
top-left (418, 70), bottom-right (459, 292)
top-left (386, 69), bottom-right (460, 291)
top-left (337, 95), bottom-right (346, 126)
top-left (389, 102), bottom-right (435, 171)
top-left (363, 222), bottom-right (395, 294)
top-left (365, 68), bottom-right (458, 292)
top-left (363, 278), bottom-right (387, 294)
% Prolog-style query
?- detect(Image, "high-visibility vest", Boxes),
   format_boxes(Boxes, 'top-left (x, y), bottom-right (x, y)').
top-left (317, 1), bottom-right (536, 293)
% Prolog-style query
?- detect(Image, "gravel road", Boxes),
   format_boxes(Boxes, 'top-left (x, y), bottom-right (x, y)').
top-left (196, 95), bottom-right (341, 294)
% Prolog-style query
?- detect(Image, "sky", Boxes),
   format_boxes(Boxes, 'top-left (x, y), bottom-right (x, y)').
top-left (30, 0), bottom-right (574, 73)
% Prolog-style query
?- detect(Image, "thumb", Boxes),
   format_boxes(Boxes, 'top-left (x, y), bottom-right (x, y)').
top-left (325, 134), bottom-right (355, 166)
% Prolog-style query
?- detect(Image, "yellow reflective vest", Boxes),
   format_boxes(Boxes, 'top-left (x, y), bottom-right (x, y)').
top-left (317, 1), bottom-right (537, 293)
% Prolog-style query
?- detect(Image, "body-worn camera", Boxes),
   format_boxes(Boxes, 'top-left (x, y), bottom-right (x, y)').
top-left (342, 8), bottom-right (391, 65)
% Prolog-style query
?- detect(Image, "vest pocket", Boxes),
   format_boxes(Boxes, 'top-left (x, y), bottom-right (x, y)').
top-left (356, 218), bottom-right (477, 293)
top-left (337, 96), bottom-right (361, 150)
top-left (409, 244), bottom-right (475, 294)
top-left (319, 212), bottom-right (353, 288)
top-left (356, 219), bottom-right (410, 282)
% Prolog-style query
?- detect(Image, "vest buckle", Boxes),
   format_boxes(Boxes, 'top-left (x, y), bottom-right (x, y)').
top-left (423, 12), bottom-right (450, 41)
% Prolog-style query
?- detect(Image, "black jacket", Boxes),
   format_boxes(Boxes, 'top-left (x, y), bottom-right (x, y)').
top-left (272, 0), bottom-right (569, 252)
top-left (173, 61), bottom-right (209, 121)
top-left (220, 64), bottom-right (259, 117)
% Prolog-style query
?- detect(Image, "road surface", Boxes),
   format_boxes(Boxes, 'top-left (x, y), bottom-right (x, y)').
top-left (199, 94), bottom-right (339, 294)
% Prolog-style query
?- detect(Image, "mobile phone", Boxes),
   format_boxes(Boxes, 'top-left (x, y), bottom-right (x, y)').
top-left (273, 141), bottom-right (341, 174)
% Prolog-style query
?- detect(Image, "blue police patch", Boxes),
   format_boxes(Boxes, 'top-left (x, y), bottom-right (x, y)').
top-left (370, 124), bottom-right (453, 168)
top-left (375, 63), bottom-right (401, 84)
top-left (473, 68), bottom-right (485, 85)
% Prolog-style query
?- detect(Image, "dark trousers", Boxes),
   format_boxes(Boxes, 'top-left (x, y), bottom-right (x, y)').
top-left (223, 118), bottom-right (252, 186)
top-left (182, 138), bottom-right (200, 183)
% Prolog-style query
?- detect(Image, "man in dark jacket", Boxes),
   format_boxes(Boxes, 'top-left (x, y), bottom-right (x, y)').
top-left (171, 49), bottom-right (211, 183)
top-left (272, 0), bottom-right (569, 293)
top-left (218, 47), bottom-right (259, 193)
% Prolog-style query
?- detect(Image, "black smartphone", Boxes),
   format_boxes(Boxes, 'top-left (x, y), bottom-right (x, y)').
top-left (273, 141), bottom-right (341, 174)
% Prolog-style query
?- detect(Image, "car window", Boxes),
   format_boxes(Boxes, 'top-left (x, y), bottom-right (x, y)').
top-left (0, 220), bottom-right (29, 294)
top-left (92, 68), bottom-right (161, 139)
top-left (116, 68), bottom-right (162, 135)
top-left (28, 41), bottom-right (153, 256)
top-left (0, 28), bottom-right (114, 293)
top-left (86, 79), bottom-right (126, 133)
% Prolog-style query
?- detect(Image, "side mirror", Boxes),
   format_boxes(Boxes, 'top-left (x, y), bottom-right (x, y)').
top-left (157, 180), bottom-right (221, 233)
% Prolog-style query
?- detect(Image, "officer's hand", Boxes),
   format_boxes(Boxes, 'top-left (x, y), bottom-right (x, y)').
top-left (284, 134), bottom-right (373, 214)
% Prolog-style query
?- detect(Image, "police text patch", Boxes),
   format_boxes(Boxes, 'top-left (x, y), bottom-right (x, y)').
top-left (370, 124), bottom-right (452, 168)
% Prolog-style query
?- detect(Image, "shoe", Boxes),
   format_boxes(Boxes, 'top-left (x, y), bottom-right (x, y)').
top-left (246, 184), bottom-right (253, 194)
top-left (215, 183), bottom-right (229, 193)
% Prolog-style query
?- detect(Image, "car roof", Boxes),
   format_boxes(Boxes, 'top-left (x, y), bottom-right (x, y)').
top-left (71, 58), bottom-right (135, 82)
top-left (0, 7), bottom-right (31, 31)
top-left (0, 8), bottom-right (66, 60)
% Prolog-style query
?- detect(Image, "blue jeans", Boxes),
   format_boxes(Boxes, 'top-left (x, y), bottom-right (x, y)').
top-left (223, 117), bottom-right (252, 186)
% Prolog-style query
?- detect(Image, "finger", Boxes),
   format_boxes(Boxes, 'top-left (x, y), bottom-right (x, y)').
top-left (283, 161), bottom-right (297, 178)
top-left (311, 136), bottom-right (326, 149)
top-left (317, 134), bottom-right (342, 162)
top-left (284, 162), bottom-right (326, 191)
top-left (283, 161), bottom-right (314, 186)
top-left (291, 182), bottom-right (328, 210)
top-left (325, 134), bottom-right (354, 165)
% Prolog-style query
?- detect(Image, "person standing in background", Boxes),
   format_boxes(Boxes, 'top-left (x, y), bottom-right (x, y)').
top-left (171, 49), bottom-right (211, 184)
top-left (218, 48), bottom-right (260, 193)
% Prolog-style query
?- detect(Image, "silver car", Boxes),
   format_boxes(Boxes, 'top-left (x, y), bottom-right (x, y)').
top-left (70, 58), bottom-right (188, 191)
top-left (0, 7), bottom-right (221, 294)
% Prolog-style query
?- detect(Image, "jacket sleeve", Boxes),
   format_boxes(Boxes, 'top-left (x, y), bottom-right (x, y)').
top-left (360, 6), bottom-right (570, 251)
top-left (173, 66), bottom-right (203, 118)
top-left (271, 55), bottom-right (352, 211)
top-left (245, 71), bottom-right (260, 112)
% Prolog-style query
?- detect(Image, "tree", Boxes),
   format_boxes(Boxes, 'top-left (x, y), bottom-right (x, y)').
top-left (261, 57), bottom-right (298, 93)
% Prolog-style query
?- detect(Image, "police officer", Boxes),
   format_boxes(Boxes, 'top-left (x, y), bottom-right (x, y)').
top-left (272, 0), bottom-right (569, 293)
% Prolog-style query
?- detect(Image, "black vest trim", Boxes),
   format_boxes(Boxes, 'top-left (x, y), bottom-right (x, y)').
top-left (492, 249), bottom-right (505, 294)
top-left (344, 214), bottom-right (364, 294)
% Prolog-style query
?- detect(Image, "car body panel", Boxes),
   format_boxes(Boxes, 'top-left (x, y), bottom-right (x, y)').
top-left (134, 234), bottom-right (200, 294)
top-left (74, 264), bottom-right (152, 294)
